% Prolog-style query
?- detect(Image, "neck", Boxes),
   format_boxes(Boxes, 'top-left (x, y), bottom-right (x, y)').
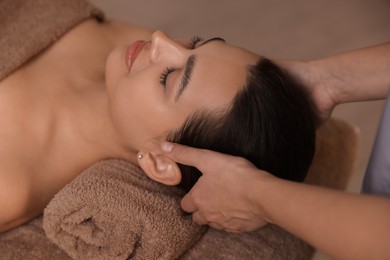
top-left (47, 19), bottom-right (149, 169)
top-left (64, 79), bottom-right (139, 167)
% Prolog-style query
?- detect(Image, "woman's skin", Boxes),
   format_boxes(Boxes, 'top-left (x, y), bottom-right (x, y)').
top-left (161, 43), bottom-right (390, 259)
top-left (0, 18), bottom-right (258, 232)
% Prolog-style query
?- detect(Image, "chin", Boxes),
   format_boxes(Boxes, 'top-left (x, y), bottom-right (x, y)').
top-left (105, 46), bottom-right (127, 92)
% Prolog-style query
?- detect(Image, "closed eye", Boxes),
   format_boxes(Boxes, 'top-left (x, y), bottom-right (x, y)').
top-left (159, 36), bottom-right (225, 91)
top-left (159, 36), bottom-right (202, 88)
top-left (189, 35), bottom-right (204, 49)
top-left (159, 67), bottom-right (175, 88)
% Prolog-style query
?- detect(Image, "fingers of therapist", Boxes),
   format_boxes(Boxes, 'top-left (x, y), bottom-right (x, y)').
top-left (192, 211), bottom-right (209, 225)
top-left (161, 142), bottom-right (208, 168)
top-left (180, 193), bottom-right (197, 213)
top-left (208, 222), bottom-right (224, 230)
top-left (161, 142), bottom-right (239, 172)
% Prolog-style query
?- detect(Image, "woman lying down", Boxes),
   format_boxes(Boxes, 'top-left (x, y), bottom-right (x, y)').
top-left (0, 2), bottom-right (315, 232)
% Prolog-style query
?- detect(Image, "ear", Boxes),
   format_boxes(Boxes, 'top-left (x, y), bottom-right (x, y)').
top-left (137, 152), bottom-right (182, 186)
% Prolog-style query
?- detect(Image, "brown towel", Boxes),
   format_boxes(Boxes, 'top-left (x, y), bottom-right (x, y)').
top-left (43, 159), bottom-right (207, 260)
top-left (0, 159), bottom-right (313, 259)
top-left (0, 217), bottom-right (70, 260)
top-left (1, 215), bottom-right (313, 260)
top-left (182, 224), bottom-right (313, 260)
top-left (0, 0), bottom-right (104, 81)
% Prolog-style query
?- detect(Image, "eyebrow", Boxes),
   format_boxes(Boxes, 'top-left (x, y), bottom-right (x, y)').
top-left (175, 55), bottom-right (196, 101)
top-left (199, 37), bottom-right (226, 47)
top-left (175, 37), bottom-right (226, 101)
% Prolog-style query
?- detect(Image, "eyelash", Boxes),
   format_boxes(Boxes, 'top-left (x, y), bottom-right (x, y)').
top-left (159, 67), bottom-right (175, 87)
top-left (159, 35), bottom-right (203, 88)
top-left (189, 35), bottom-right (203, 49)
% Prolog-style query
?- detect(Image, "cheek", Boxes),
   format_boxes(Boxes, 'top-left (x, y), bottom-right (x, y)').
top-left (108, 77), bottom-right (175, 145)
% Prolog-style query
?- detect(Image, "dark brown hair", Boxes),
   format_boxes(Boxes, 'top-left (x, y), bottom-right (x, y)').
top-left (169, 58), bottom-right (316, 192)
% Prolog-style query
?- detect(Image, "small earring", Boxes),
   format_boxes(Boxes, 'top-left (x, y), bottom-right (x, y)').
top-left (137, 153), bottom-right (143, 160)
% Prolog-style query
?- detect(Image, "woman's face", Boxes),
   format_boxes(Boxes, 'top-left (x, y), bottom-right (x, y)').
top-left (105, 31), bottom-right (258, 152)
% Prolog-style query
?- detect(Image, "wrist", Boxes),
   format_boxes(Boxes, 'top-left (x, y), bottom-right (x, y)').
top-left (248, 171), bottom-right (279, 224)
top-left (306, 59), bottom-right (342, 106)
top-left (276, 59), bottom-right (338, 123)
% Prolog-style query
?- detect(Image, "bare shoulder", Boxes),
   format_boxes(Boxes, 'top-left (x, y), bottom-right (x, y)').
top-left (0, 168), bottom-right (37, 232)
top-left (0, 118), bottom-right (53, 232)
top-left (0, 154), bottom-right (65, 232)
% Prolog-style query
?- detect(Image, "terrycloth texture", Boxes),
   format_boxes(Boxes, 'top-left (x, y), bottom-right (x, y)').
top-left (43, 159), bottom-right (207, 260)
top-left (0, 218), bottom-right (70, 260)
top-left (0, 0), bottom-right (104, 81)
top-left (16, 158), bottom-right (313, 260)
top-left (182, 224), bottom-right (313, 259)
top-left (0, 215), bottom-right (313, 260)
top-left (0, 159), bottom-right (314, 259)
top-left (41, 159), bottom-right (313, 260)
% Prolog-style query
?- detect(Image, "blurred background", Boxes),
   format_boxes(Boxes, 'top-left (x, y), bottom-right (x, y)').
top-left (89, 0), bottom-right (390, 259)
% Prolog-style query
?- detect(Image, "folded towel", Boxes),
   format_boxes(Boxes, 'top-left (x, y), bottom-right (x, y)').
top-left (182, 224), bottom-right (313, 260)
top-left (0, 217), bottom-right (70, 260)
top-left (1, 214), bottom-right (313, 260)
top-left (0, 158), bottom-right (312, 259)
top-left (43, 159), bottom-right (207, 260)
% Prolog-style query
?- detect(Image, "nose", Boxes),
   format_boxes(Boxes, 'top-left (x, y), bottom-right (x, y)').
top-left (150, 31), bottom-right (186, 64)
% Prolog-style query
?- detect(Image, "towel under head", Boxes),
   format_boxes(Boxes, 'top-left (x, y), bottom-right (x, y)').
top-left (43, 159), bottom-right (206, 260)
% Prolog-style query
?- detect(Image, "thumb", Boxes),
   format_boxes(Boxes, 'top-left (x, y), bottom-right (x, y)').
top-left (161, 142), bottom-right (207, 168)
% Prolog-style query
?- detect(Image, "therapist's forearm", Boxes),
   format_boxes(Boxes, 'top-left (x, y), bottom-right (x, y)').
top-left (255, 176), bottom-right (390, 259)
top-left (313, 42), bottom-right (390, 104)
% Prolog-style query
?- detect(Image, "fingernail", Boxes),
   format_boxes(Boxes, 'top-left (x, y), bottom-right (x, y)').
top-left (156, 157), bottom-right (167, 171)
top-left (161, 142), bottom-right (174, 153)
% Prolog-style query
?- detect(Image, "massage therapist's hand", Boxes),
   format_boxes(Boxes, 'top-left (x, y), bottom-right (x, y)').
top-left (161, 142), bottom-right (270, 232)
top-left (276, 59), bottom-right (337, 124)
top-left (278, 43), bottom-right (390, 124)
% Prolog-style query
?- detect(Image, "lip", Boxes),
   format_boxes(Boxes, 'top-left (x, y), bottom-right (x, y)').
top-left (125, 40), bottom-right (146, 72)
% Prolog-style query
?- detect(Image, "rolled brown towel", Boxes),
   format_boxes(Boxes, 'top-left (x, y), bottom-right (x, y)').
top-left (43, 159), bottom-right (206, 260)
